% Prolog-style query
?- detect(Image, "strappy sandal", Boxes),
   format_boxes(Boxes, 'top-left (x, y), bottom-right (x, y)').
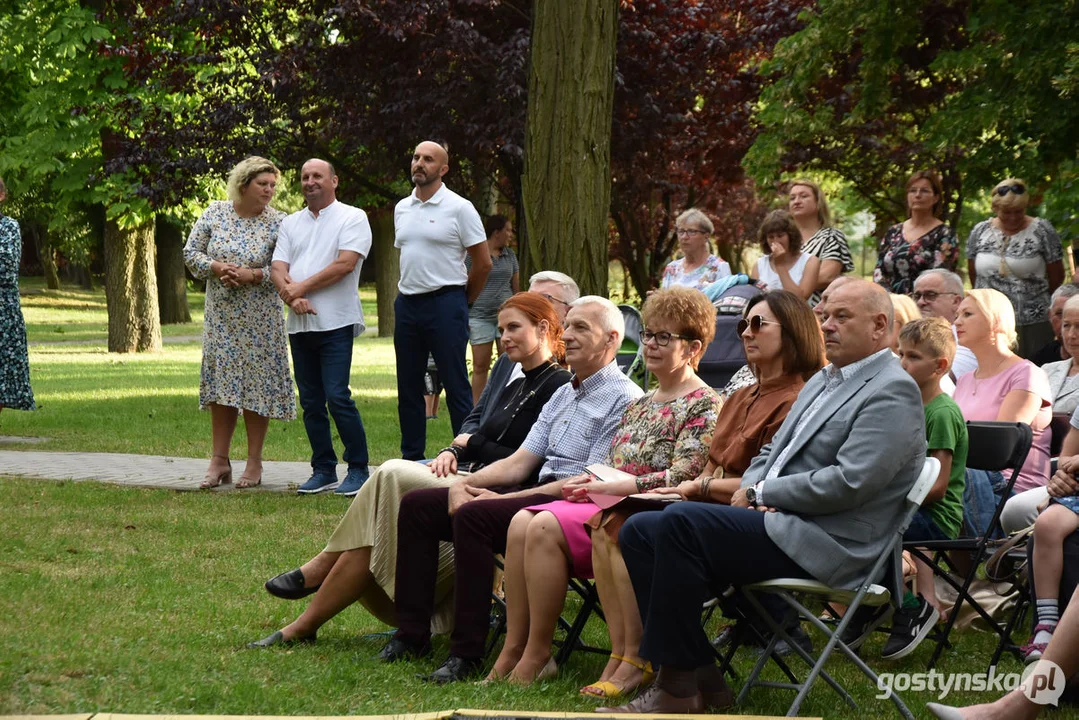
top-left (200, 455), bottom-right (232, 489)
top-left (580, 654), bottom-right (654, 699)
top-left (580, 653), bottom-right (626, 697)
top-left (236, 474), bottom-right (262, 489)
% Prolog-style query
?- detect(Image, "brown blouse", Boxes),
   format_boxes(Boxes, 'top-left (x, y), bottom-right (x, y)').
top-left (707, 374), bottom-right (805, 476)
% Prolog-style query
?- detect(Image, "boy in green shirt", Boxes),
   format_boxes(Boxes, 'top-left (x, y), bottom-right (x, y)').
top-left (884, 317), bottom-right (969, 659)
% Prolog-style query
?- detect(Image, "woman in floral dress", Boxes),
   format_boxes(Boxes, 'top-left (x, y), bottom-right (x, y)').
top-left (874, 170), bottom-right (959, 295)
top-left (487, 287), bottom-right (722, 684)
top-left (184, 157), bottom-right (296, 489)
top-left (0, 177), bottom-right (36, 416)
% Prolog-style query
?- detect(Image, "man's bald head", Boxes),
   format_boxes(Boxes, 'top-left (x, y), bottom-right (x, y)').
top-left (818, 279), bottom-right (893, 367)
top-left (411, 141), bottom-right (450, 194)
top-left (416, 141), bottom-right (449, 165)
top-left (300, 158), bottom-right (338, 211)
top-left (814, 275), bottom-right (858, 321)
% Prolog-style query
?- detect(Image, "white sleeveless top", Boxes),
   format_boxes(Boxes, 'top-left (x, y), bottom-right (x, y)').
top-left (755, 252), bottom-right (811, 293)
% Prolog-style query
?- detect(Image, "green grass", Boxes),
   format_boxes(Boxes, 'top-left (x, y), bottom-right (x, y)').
top-left (7, 280), bottom-right (449, 463)
top-left (3, 478), bottom-right (1076, 719)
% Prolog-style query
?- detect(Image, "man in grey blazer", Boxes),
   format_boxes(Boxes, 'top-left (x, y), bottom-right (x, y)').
top-left (610, 280), bottom-right (927, 714)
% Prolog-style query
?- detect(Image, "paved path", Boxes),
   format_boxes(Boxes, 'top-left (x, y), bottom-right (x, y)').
top-left (0, 448), bottom-right (344, 493)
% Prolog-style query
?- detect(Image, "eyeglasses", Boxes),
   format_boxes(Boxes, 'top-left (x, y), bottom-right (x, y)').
top-left (737, 315), bottom-right (783, 335)
top-left (642, 330), bottom-right (695, 346)
top-left (676, 228), bottom-right (707, 237)
top-left (911, 290), bottom-right (958, 302)
top-left (539, 293), bottom-right (570, 308)
top-left (996, 184), bottom-right (1026, 197)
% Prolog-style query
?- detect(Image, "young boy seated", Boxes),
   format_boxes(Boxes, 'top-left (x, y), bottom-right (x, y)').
top-left (887, 317), bottom-right (969, 659)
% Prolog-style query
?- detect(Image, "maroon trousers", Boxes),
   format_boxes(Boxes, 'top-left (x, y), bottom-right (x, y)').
top-left (393, 486), bottom-right (554, 659)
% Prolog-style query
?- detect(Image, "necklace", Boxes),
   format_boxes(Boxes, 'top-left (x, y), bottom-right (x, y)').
top-left (971, 355), bottom-right (1010, 395)
top-left (501, 361), bottom-right (559, 412)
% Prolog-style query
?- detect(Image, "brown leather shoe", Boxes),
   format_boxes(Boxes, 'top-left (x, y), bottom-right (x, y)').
top-left (701, 685), bottom-right (734, 711)
top-left (598, 685), bottom-right (703, 714)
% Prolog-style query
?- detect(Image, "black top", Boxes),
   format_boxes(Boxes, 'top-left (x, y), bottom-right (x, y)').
top-left (459, 360), bottom-right (571, 478)
top-left (1031, 339), bottom-right (1064, 367)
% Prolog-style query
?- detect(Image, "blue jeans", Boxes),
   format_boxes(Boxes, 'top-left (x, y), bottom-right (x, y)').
top-left (905, 508), bottom-right (951, 543)
top-left (394, 288), bottom-right (473, 460)
top-left (289, 326), bottom-right (369, 473)
top-left (962, 469), bottom-right (1010, 538)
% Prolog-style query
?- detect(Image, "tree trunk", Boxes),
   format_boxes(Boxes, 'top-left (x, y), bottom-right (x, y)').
top-left (104, 215), bottom-right (162, 352)
top-left (27, 221), bottom-right (61, 289)
top-left (369, 208), bottom-right (398, 338)
top-left (155, 218), bottom-right (191, 324)
top-left (521, 0), bottom-right (618, 298)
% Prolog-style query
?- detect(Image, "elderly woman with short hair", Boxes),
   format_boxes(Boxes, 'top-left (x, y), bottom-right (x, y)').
top-left (1043, 295), bottom-right (1079, 416)
top-left (184, 156), bottom-right (296, 488)
top-left (660, 209), bottom-right (731, 290)
top-left (967, 178), bottom-right (1065, 359)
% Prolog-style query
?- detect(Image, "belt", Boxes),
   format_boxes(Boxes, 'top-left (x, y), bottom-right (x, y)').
top-left (405, 285), bottom-right (466, 299)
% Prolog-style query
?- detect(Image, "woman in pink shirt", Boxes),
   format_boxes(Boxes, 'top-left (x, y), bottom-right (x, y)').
top-left (954, 288), bottom-right (1052, 534)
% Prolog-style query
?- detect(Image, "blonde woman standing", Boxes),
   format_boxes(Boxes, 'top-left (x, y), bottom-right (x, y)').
top-left (184, 157), bottom-right (296, 489)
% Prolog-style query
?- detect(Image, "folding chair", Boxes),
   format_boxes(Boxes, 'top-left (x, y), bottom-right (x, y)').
top-left (616, 304), bottom-right (649, 389)
top-left (906, 421), bottom-right (1033, 669)
top-left (736, 456), bottom-right (940, 719)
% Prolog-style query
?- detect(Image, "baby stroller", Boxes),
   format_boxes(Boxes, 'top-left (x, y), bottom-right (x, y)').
top-left (696, 283), bottom-right (763, 389)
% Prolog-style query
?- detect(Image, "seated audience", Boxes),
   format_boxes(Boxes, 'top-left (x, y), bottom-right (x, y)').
top-left (754, 209), bottom-right (820, 302)
top-left (661, 209), bottom-right (731, 290)
top-left (1031, 283), bottom-right (1079, 366)
top-left (1043, 294), bottom-right (1079, 415)
top-left (246, 292), bottom-right (571, 648)
top-left (378, 297), bottom-right (644, 684)
top-left (885, 318), bottom-right (968, 659)
top-left (928, 588), bottom-right (1079, 719)
top-left (605, 280), bottom-right (926, 713)
top-left (953, 289), bottom-right (1052, 536)
top-left (575, 290), bottom-right (823, 699)
top-left (889, 293), bottom-right (921, 352)
top-left (488, 287), bottom-right (722, 685)
top-left (912, 269), bottom-right (977, 379)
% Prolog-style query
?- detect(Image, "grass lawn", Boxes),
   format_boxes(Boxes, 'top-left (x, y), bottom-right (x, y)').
top-left (3, 477), bottom-right (1073, 719)
top-left (7, 280), bottom-right (458, 463)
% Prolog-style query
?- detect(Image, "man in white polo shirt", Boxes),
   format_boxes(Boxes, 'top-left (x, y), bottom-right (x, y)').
top-left (394, 140), bottom-right (491, 460)
top-left (271, 159), bottom-right (372, 496)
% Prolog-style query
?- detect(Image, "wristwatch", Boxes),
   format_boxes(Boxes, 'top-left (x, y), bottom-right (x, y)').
top-left (745, 486), bottom-right (759, 508)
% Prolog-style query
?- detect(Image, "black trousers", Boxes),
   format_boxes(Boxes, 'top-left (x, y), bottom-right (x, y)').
top-left (620, 502), bottom-right (813, 669)
top-left (394, 486), bottom-right (554, 659)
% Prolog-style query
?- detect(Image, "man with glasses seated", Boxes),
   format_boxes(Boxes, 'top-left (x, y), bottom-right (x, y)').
top-left (912, 269), bottom-right (978, 379)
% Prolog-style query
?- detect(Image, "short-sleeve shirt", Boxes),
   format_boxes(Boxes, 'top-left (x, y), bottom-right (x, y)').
top-left (923, 393), bottom-right (968, 539)
top-left (874, 223), bottom-right (959, 295)
top-left (394, 184), bottom-right (486, 295)
top-left (954, 359), bottom-right (1052, 493)
top-left (967, 217), bottom-right (1064, 327)
top-left (520, 361), bottom-right (644, 486)
top-left (272, 201), bottom-right (372, 336)
top-left (661, 255), bottom-right (732, 290)
top-left (466, 247), bottom-right (518, 319)
top-left (802, 227), bottom-right (853, 306)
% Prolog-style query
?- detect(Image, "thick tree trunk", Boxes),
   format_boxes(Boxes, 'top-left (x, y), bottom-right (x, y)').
top-left (521, 0), bottom-right (618, 298)
top-left (155, 218), bottom-right (191, 324)
top-left (104, 216), bottom-right (162, 352)
top-left (26, 221), bottom-right (61, 289)
top-left (369, 208), bottom-right (398, 338)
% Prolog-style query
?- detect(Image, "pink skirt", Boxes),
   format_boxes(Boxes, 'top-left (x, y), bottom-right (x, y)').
top-left (525, 499), bottom-right (600, 578)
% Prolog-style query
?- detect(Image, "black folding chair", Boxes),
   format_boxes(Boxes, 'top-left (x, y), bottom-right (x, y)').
top-left (906, 421), bottom-right (1033, 669)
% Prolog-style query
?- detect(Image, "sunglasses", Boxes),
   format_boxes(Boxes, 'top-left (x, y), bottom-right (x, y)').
top-left (995, 184), bottom-right (1026, 197)
top-left (642, 330), bottom-right (695, 347)
top-left (910, 290), bottom-right (958, 302)
top-left (737, 315), bottom-right (783, 335)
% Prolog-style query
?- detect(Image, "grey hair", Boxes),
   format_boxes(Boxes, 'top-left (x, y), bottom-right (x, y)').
top-left (570, 295), bottom-right (625, 347)
top-left (1051, 283), bottom-right (1079, 306)
top-left (529, 271), bottom-right (581, 303)
top-left (915, 268), bottom-right (964, 297)
top-left (675, 208), bottom-right (714, 235)
top-left (226, 156), bottom-right (280, 203)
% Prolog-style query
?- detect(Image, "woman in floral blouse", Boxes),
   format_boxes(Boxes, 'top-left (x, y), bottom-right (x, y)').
top-left (184, 157), bottom-right (296, 489)
top-left (487, 287), bottom-right (721, 684)
top-left (874, 170), bottom-right (959, 295)
top-left (660, 209), bottom-right (731, 290)
top-left (0, 177), bottom-right (35, 415)
top-left (967, 177), bottom-right (1065, 359)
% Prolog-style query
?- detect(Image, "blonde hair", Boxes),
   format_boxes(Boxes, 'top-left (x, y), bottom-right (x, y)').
top-left (966, 288), bottom-right (1018, 350)
top-left (899, 317), bottom-right (956, 367)
top-left (226, 156), bottom-right (280, 203)
top-left (788, 179), bottom-right (833, 227)
top-left (990, 177), bottom-right (1030, 213)
top-left (675, 208), bottom-right (715, 236)
top-left (890, 293), bottom-right (921, 328)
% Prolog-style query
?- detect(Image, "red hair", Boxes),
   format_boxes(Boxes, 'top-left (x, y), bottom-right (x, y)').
top-left (500, 292), bottom-right (566, 362)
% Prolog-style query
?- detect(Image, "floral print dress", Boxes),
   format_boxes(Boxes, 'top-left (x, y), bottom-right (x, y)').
top-left (184, 201), bottom-right (296, 420)
top-left (874, 222), bottom-right (959, 295)
top-left (0, 215), bottom-right (35, 411)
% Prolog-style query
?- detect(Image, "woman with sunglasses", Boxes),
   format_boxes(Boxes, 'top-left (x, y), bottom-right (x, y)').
top-left (486, 287), bottom-right (721, 685)
top-left (874, 170), bottom-right (959, 296)
top-left (967, 178), bottom-right (1065, 359)
top-left (660, 209), bottom-right (732, 290)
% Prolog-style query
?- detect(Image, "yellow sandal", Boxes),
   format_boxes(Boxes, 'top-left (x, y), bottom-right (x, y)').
top-left (579, 654), bottom-right (626, 697)
top-left (579, 654), bottom-right (654, 699)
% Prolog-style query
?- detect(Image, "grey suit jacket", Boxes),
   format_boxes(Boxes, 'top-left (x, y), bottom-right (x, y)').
top-left (1044, 359), bottom-right (1079, 416)
top-left (742, 350), bottom-right (927, 590)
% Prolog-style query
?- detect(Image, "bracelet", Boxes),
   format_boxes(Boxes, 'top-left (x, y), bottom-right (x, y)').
top-left (438, 446), bottom-right (461, 459)
top-left (699, 476), bottom-right (713, 501)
